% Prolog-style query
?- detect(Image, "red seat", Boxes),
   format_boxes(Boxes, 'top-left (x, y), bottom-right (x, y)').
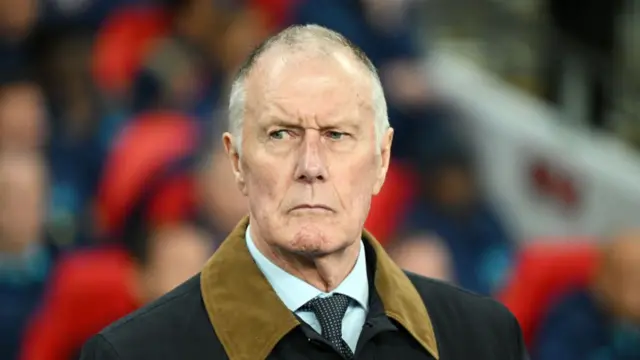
top-left (364, 161), bottom-right (417, 246)
top-left (92, 5), bottom-right (170, 95)
top-left (498, 239), bottom-right (599, 346)
top-left (95, 112), bottom-right (198, 239)
top-left (20, 247), bottom-right (139, 360)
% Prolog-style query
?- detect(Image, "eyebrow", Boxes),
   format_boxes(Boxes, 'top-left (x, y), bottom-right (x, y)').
top-left (261, 118), bottom-right (303, 130)
top-left (262, 117), bottom-right (363, 133)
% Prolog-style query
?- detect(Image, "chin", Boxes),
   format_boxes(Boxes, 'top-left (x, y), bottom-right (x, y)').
top-left (284, 221), bottom-right (348, 257)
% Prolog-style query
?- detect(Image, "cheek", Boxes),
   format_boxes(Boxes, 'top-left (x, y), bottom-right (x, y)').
top-left (337, 158), bottom-right (378, 208)
top-left (245, 161), bottom-right (283, 208)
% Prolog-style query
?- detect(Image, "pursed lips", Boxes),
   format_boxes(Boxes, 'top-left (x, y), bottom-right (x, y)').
top-left (289, 204), bottom-right (334, 213)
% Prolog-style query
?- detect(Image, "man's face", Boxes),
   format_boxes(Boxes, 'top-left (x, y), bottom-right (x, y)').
top-left (225, 51), bottom-right (392, 256)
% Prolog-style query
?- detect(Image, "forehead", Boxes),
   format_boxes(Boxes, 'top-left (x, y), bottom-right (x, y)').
top-left (246, 50), bottom-right (374, 125)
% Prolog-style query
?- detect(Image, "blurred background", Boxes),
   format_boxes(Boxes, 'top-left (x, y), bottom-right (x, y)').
top-left (0, 0), bottom-right (639, 359)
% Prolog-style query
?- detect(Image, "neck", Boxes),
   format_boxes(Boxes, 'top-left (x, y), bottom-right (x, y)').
top-left (251, 226), bottom-right (361, 292)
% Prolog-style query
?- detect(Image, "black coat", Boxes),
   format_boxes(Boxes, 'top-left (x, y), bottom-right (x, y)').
top-left (80, 217), bottom-right (527, 360)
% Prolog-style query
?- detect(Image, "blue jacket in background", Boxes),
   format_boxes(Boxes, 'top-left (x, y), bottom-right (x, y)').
top-left (533, 290), bottom-right (640, 360)
top-left (0, 245), bottom-right (56, 360)
top-left (403, 201), bottom-right (515, 296)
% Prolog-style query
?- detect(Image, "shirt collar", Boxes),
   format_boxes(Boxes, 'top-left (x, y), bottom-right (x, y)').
top-left (245, 225), bottom-right (369, 312)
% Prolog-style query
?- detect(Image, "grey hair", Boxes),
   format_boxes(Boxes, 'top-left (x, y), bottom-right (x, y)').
top-left (227, 24), bottom-right (389, 154)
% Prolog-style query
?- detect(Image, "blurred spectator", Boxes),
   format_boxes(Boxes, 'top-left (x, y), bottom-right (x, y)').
top-left (167, 0), bottom-right (260, 68)
top-left (216, 3), bottom-right (270, 79)
top-left (0, 0), bottom-right (37, 72)
top-left (364, 161), bottom-right (417, 245)
top-left (400, 128), bottom-right (515, 296)
top-left (94, 112), bottom-right (202, 248)
top-left (32, 33), bottom-right (109, 247)
top-left (532, 230), bottom-right (640, 360)
top-left (0, 80), bottom-right (47, 151)
top-left (132, 37), bottom-right (203, 113)
top-left (41, 35), bottom-right (101, 141)
top-left (499, 240), bottom-right (600, 346)
top-left (249, 0), bottom-right (294, 31)
top-left (388, 233), bottom-right (453, 281)
top-left (196, 135), bottom-right (248, 239)
top-left (140, 223), bottom-right (212, 300)
top-left (20, 245), bottom-right (138, 360)
top-left (0, 152), bottom-right (56, 360)
top-left (20, 223), bottom-right (211, 360)
top-left (0, 0), bottom-right (38, 41)
top-left (38, 0), bottom-right (153, 29)
top-left (130, 0), bottom-right (269, 118)
top-left (21, 116), bottom-right (213, 360)
top-left (289, 0), bottom-right (435, 161)
top-left (0, 152), bottom-right (48, 252)
top-left (93, 112), bottom-right (215, 298)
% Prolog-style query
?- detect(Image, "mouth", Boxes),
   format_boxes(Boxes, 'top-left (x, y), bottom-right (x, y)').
top-left (290, 204), bottom-right (334, 213)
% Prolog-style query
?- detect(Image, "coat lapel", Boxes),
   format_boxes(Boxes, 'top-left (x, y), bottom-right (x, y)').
top-left (200, 216), bottom-right (439, 359)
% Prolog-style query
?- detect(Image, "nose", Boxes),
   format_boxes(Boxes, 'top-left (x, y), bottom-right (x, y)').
top-left (294, 131), bottom-right (328, 184)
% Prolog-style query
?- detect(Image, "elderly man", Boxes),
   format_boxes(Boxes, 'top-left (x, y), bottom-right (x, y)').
top-left (80, 25), bottom-right (526, 360)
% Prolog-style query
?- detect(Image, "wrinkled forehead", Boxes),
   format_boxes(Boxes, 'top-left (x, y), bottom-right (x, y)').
top-left (245, 49), bottom-right (375, 126)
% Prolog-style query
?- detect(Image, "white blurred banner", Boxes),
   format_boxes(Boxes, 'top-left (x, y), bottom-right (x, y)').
top-left (428, 51), bottom-right (640, 241)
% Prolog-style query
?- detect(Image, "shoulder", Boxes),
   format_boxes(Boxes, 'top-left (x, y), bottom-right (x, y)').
top-left (100, 274), bottom-right (202, 335)
top-left (81, 274), bottom-right (222, 359)
top-left (406, 271), bottom-right (513, 320)
top-left (548, 289), bottom-right (596, 314)
top-left (532, 290), bottom-right (605, 359)
top-left (537, 289), bottom-right (604, 335)
top-left (404, 272), bottom-right (526, 357)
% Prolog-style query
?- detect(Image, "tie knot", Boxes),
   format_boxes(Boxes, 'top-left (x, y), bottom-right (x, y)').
top-left (301, 293), bottom-right (351, 318)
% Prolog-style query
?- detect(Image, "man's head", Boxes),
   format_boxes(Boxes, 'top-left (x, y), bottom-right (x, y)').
top-left (141, 223), bottom-right (213, 301)
top-left (222, 24), bottom-right (393, 258)
top-left (595, 229), bottom-right (640, 325)
top-left (0, 151), bottom-right (47, 253)
top-left (170, 0), bottom-right (261, 71)
top-left (388, 234), bottom-right (453, 281)
top-left (0, 0), bottom-right (38, 39)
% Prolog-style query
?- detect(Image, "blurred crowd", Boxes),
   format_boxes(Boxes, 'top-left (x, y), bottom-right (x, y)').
top-left (0, 0), bottom-right (638, 359)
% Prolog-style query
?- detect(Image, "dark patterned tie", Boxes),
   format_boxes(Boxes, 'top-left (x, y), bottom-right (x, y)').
top-left (300, 294), bottom-right (354, 359)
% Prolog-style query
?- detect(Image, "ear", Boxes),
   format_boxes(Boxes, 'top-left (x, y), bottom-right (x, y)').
top-left (372, 128), bottom-right (394, 195)
top-left (222, 132), bottom-right (248, 195)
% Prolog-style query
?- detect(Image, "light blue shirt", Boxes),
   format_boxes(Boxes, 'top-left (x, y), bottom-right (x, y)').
top-left (246, 226), bottom-right (369, 352)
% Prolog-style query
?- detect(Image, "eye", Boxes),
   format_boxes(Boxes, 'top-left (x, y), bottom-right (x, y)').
top-left (269, 129), bottom-right (292, 140)
top-left (326, 131), bottom-right (346, 140)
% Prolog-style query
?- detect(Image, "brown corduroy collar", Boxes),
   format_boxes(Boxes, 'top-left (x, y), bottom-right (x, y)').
top-left (200, 216), bottom-right (439, 360)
